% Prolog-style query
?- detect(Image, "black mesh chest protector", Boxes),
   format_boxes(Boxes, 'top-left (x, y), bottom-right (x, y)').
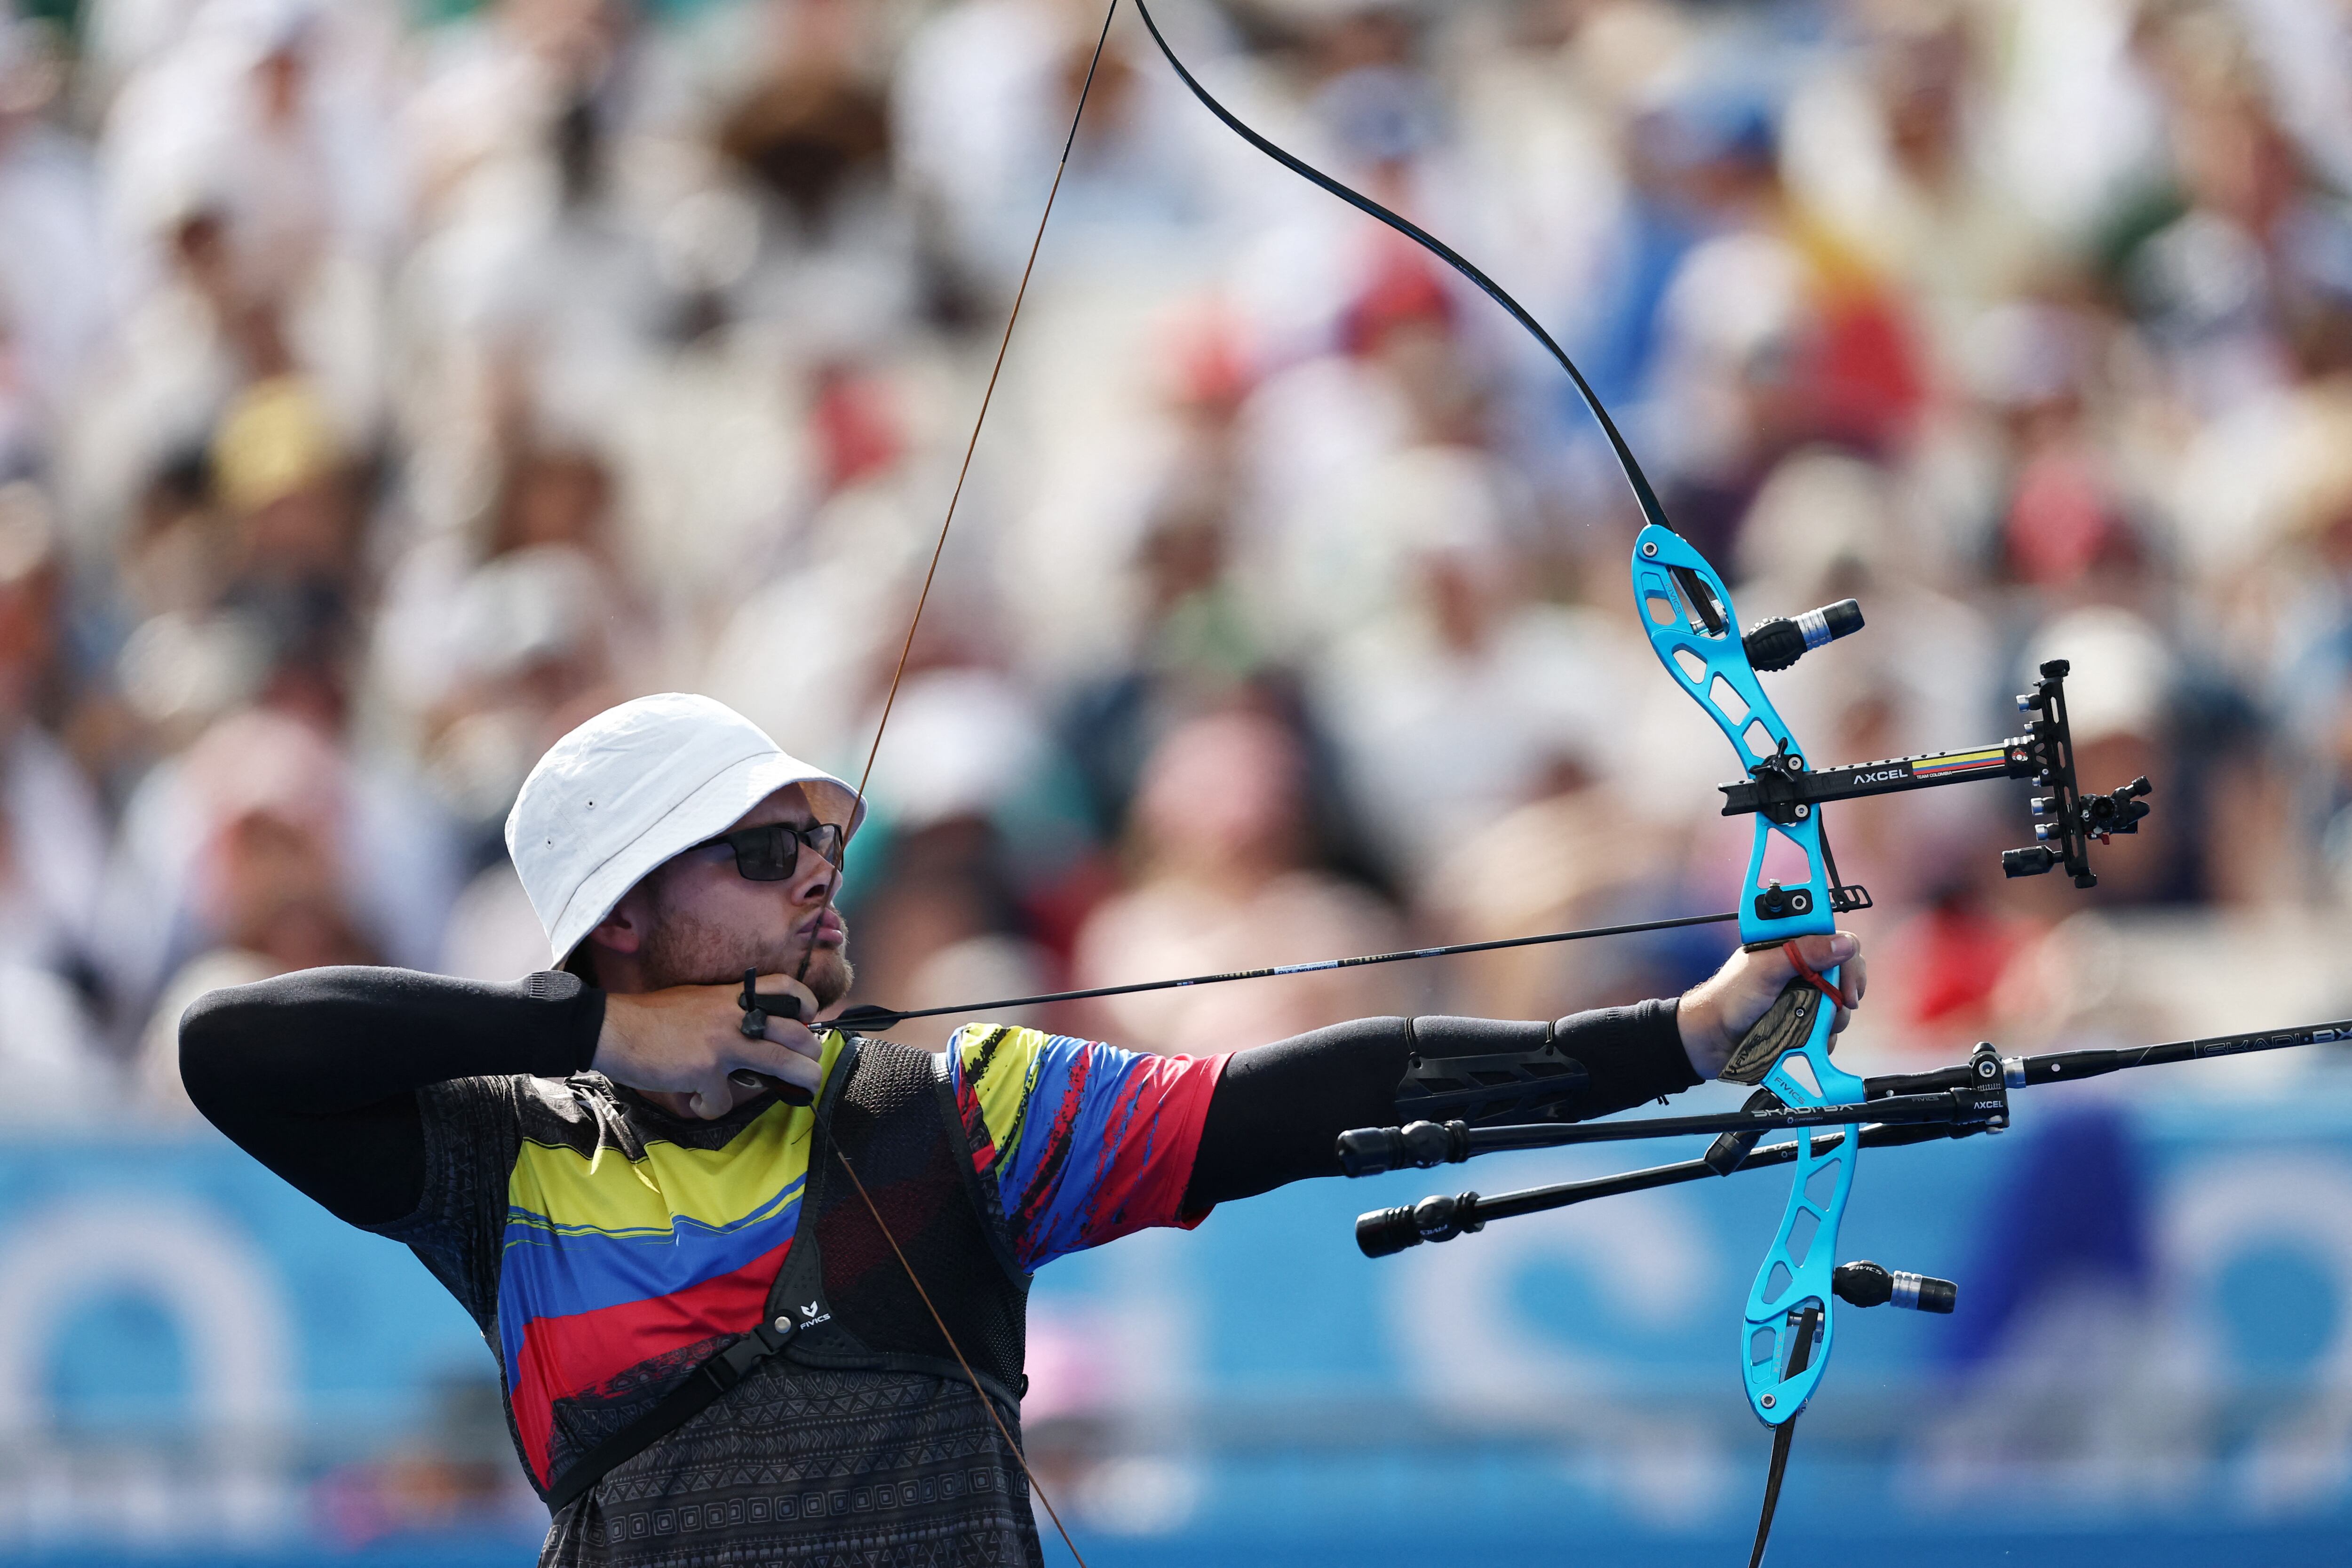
top-left (786, 1035), bottom-right (1029, 1399)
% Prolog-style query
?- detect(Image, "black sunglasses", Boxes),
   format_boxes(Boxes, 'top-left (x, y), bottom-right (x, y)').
top-left (690, 820), bottom-right (847, 881)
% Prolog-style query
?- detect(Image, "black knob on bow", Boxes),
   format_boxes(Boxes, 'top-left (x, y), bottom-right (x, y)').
top-left (2082, 776), bottom-right (2153, 838)
top-left (1743, 599), bottom-right (1865, 673)
top-left (1832, 1259), bottom-right (1956, 1313)
top-left (1336, 1120), bottom-right (1470, 1177)
top-left (1355, 1192), bottom-right (1483, 1258)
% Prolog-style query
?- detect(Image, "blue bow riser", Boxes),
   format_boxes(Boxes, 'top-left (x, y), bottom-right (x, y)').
top-left (1630, 523), bottom-right (1866, 1426)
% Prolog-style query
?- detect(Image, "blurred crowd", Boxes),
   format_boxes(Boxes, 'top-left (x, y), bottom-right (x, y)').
top-left (2, 0), bottom-right (2351, 1117)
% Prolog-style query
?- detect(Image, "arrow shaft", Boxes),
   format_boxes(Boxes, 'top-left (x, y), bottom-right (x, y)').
top-left (837, 910), bottom-right (1737, 1031)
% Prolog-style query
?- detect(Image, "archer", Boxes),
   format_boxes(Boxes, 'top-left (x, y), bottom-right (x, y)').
top-left (179, 691), bottom-right (1864, 1568)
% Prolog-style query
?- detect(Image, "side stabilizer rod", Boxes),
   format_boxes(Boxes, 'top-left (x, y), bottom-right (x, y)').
top-left (1354, 1120), bottom-right (1982, 1258)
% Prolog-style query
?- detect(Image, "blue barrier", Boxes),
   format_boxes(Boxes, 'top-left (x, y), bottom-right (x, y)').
top-left (3, 1076), bottom-right (2350, 1564)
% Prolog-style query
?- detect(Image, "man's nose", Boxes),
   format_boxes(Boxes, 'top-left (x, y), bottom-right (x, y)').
top-left (790, 852), bottom-right (840, 903)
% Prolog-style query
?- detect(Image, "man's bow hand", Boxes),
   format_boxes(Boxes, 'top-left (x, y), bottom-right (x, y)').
top-left (594, 974), bottom-right (826, 1118)
top-left (1676, 932), bottom-right (1865, 1082)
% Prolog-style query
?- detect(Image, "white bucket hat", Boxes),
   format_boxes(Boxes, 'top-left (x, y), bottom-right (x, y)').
top-left (505, 693), bottom-right (865, 967)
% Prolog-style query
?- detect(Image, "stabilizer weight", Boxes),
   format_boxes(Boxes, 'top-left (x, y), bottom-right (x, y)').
top-left (1355, 1192), bottom-right (1481, 1258)
top-left (1337, 1120), bottom-right (1470, 1177)
top-left (1831, 1259), bottom-right (1955, 1314)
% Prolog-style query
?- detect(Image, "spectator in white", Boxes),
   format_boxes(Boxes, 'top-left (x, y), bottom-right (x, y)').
top-left (700, 480), bottom-right (930, 773)
top-left (0, 485), bottom-right (109, 981)
top-left (0, 483), bottom-right (113, 1103)
top-left (107, 701), bottom-right (461, 1050)
top-left (0, 18), bottom-right (116, 484)
top-left (1311, 452), bottom-right (1642, 887)
top-left (423, 541), bottom-right (629, 987)
top-left (130, 705), bottom-right (386, 1114)
top-left (835, 661), bottom-right (1073, 1039)
top-left (96, 0), bottom-right (398, 427)
top-left (1074, 706), bottom-right (1404, 1054)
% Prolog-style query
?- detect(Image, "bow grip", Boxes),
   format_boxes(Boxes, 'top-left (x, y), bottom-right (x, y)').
top-left (1718, 979), bottom-right (1824, 1086)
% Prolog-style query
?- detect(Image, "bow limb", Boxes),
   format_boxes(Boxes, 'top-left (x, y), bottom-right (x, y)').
top-left (822, 1), bottom-right (1710, 1033)
top-left (1126, 0), bottom-right (1671, 533)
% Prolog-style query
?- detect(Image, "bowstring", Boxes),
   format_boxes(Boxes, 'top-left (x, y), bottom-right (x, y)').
top-left (796, 7), bottom-right (1124, 1566)
top-left (844, 3), bottom-right (1121, 822)
top-left (804, 6), bottom-right (1695, 1561)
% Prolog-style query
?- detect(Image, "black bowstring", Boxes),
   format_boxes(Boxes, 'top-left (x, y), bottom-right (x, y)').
top-left (779, 6), bottom-right (1128, 1564)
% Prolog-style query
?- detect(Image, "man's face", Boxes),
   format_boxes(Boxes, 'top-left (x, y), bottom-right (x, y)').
top-left (632, 785), bottom-right (854, 1008)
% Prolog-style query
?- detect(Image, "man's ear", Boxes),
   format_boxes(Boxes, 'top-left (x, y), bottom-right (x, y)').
top-left (586, 884), bottom-right (652, 958)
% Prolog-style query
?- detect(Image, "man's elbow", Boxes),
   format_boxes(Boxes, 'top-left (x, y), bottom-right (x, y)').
top-left (177, 982), bottom-right (262, 1118)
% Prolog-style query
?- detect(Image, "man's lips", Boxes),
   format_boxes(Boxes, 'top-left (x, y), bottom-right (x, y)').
top-left (803, 909), bottom-right (847, 947)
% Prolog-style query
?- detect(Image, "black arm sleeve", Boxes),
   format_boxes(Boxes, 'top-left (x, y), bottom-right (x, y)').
top-left (179, 967), bottom-right (607, 1228)
top-left (1181, 999), bottom-right (1695, 1210)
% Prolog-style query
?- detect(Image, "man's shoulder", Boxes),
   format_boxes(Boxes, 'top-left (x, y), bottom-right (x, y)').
top-left (932, 1021), bottom-right (1057, 1079)
top-left (418, 1069), bottom-right (637, 1161)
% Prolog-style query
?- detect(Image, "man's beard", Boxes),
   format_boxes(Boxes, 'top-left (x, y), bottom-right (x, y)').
top-left (636, 894), bottom-right (854, 1011)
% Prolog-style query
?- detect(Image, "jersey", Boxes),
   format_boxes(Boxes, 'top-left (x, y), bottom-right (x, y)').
top-left (373, 1025), bottom-right (1224, 1566)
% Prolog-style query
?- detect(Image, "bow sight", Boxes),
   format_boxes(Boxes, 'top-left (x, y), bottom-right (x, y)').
top-left (1661, 563), bottom-right (2153, 910)
top-left (1718, 654), bottom-right (2153, 895)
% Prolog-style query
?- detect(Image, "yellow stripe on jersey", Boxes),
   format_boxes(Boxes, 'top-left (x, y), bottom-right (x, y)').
top-left (953, 1023), bottom-right (1049, 1165)
top-left (507, 1029), bottom-right (845, 1239)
